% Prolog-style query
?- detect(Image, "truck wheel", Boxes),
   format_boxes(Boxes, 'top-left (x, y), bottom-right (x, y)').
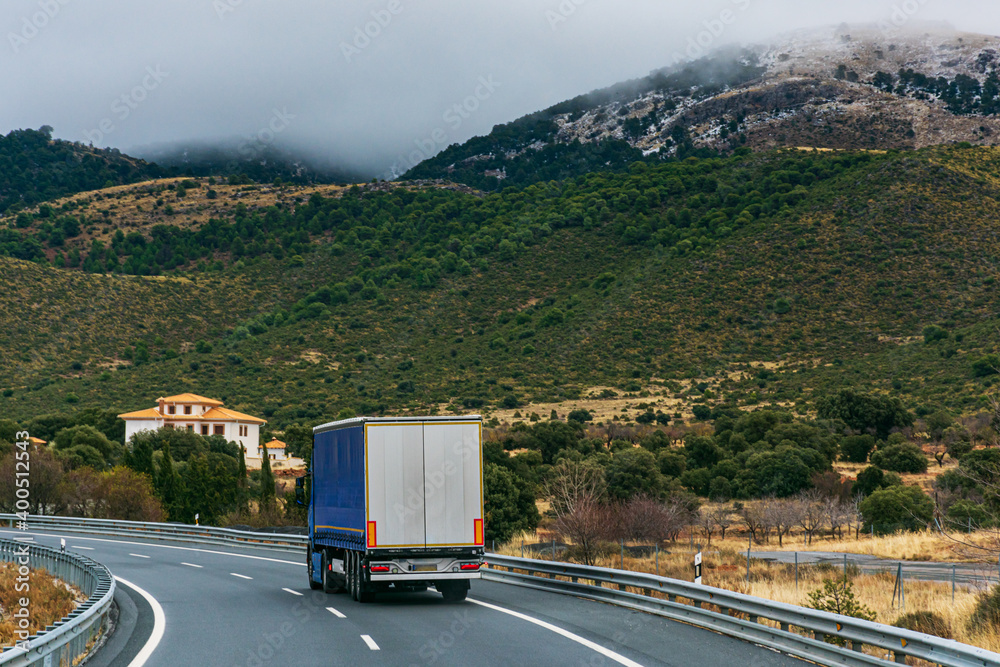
top-left (358, 557), bottom-right (374, 604)
top-left (440, 581), bottom-right (469, 602)
top-left (349, 551), bottom-right (359, 602)
top-left (344, 551), bottom-right (354, 598)
top-left (322, 552), bottom-right (336, 594)
top-left (309, 551), bottom-right (322, 591)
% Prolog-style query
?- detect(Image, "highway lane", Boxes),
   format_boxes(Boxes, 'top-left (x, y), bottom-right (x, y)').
top-left (5, 529), bottom-right (807, 666)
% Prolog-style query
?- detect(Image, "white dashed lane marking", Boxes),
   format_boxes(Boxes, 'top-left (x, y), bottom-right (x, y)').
top-left (282, 588), bottom-right (303, 596)
top-left (73, 546), bottom-right (95, 550)
top-left (361, 635), bottom-right (380, 651)
top-left (231, 573), bottom-right (253, 580)
top-left (129, 553), bottom-right (151, 559)
top-left (181, 562), bottom-right (203, 568)
top-left (326, 607), bottom-right (346, 619)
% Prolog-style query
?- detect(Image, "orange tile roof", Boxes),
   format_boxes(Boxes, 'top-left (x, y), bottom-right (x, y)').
top-left (118, 408), bottom-right (164, 420)
top-left (264, 439), bottom-right (286, 449)
top-left (157, 393), bottom-right (224, 406)
top-left (202, 407), bottom-right (267, 425)
top-left (27, 437), bottom-right (47, 445)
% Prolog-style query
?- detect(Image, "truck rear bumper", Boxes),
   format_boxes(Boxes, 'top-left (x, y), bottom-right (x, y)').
top-left (369, 571), bottom-right (481, 582)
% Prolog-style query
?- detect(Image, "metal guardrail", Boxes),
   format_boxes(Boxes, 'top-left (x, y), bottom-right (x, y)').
top-left (482, 554), bottom-right (1000, 667)
top-left (0, 538), bottom-right (115, 666)
top-left (0, 514), bottom-right (308, 552)
top-left (7, 515), bottom-right (1000, 666)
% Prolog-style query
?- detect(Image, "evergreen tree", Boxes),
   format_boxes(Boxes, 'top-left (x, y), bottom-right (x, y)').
top-left (156, 442), bottom-right (183, 520)
top-left (126, 437), bottom-right (155, 478)
top-left (236, 445), bottom-right (249, 516)
top-left (259, 448), bottom-right (276, 509)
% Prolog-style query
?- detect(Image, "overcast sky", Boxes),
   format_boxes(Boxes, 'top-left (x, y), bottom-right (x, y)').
top-left (4, 0), bottom-right (999, 177)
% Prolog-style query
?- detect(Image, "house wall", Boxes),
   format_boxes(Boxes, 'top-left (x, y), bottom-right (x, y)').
top-left (124, 419), bottom-right (162, 444)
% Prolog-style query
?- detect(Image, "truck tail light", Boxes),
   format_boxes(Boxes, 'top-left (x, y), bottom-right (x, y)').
top-left (474, 519), bottom-right (483, 546)
top-left (367, 521), bottom-right (377, 548)
top-left (460, 563), bottom-right (481, 571)
top-left (370, 565), bottom-right (390, 573)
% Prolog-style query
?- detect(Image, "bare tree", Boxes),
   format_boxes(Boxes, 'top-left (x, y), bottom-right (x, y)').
top-left (553, 494), bottom-right (617, 566)
top-left (741, 502), bottom-right (772, 544)
top-left (823, 497), bottom-right (848, 541)
top-left (546, 459), bottom-right (606, 517)
top-left (796, 490), bottom-right (825, 545)
top-left (710, 506), bottom-right (735, 540)
top-left (697, 509), bottom-right (717, 546)
top-left (622, 495), bottom-right (679, 544)
top-left (765, 497), bottom-right (801, 547)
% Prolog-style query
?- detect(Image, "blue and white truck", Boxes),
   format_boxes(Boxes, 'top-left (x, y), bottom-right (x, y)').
top-left (299, 416), bottom-right (485, 602)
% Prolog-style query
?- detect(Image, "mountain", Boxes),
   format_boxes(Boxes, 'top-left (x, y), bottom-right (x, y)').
top-left (405, 24), bottom-right (1000, 189)
top-left (2, 144), bottom-right (999, 429)
top-left (0, 127), bottom-right (164, 215)
top-left (133, 139), bottom-right (361, 185)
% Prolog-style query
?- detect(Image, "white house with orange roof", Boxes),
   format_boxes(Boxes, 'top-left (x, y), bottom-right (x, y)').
top-left (118, 393), bottom-right (267, 459)
top-left (259, 438), bottom-right (289, 462)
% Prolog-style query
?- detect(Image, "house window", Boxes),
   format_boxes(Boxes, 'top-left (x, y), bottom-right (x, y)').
top-left (214, 425), bottom-right (224, 436)
top-left (201, 425), bottom-right (209, 435)
top-left (168, 405), bottom-right (176, 415)
top-left (164, 424), bottom-right (174, 430)
top-left (184, 405), bottom-right (192, 415)
top-left (239, 425), bottom-right (248, 437)
top-left (186, 425), bottom-right (194, 432)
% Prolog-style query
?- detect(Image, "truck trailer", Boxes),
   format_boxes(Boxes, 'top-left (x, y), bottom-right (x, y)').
top-left (300, 416), bottom-right (485, 602)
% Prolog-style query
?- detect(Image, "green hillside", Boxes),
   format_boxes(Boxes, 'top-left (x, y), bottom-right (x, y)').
top-left (1, 146), bottom-right (999, 429)
top-left (0, 128), bottom-right (164, 216)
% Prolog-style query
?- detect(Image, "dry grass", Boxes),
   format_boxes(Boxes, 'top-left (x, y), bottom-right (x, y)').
top-left (493, 537), bottom-right (1000, 655)
top-left (0, 562), bottom-right (83, 648)
top-left (702, 528), bottom-right (996, 563)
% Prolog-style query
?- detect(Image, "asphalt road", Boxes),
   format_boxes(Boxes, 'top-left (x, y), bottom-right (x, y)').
top-left (751, 550), bottom-right (1000, 586)
top-left (4, 529), bottom-right (808, 667)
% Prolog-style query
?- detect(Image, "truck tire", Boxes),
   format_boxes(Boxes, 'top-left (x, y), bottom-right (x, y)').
top-left (440, 581), bottom-right (469, 602)
top-left (357, 553), bottom-right (374, 603)
top-left (322, 552), bottom-right (337, 594)
top-left (309, 551), bottom-right (322, 591)
top-left (348, 551), bottom-right (359, 601)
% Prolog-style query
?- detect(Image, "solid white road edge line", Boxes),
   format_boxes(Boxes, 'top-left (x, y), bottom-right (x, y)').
top-left (231, 573), bottom-right (253, 580)
top-left (72, 546), bottom-right (95, 550)
top-left (326, 606), bottom-right (346, 618)
top-left (361, 635), bottom-right (380, 651)
top-left (181, 562), bottom-right (203, 568)
top-left (115, 577), bottom-right (165, 667)
top-left (0, 530), bottom-right (303, 566)
top-left (468, 599), bottom-right (644, 667)
top-left (283, 588), bottom-right (303, 596)
top-left (129, 553), bottom-right (151, 559)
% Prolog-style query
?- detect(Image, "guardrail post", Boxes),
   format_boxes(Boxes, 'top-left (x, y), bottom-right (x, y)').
top-left (894, 651), bottom-right (906, 664)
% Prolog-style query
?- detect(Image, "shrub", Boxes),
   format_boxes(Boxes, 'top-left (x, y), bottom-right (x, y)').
top-left (894, 611), bottom-right (952, 639)
top-left (972, 354), bottom-right (1000, 377)
top-left (860, 485), bottom-right (933, 534)
top-left (567, 409), bottom-right (593, 423)
top-left (853, 465), bottom-right (902, 497)
top-left (657, 450), bottom-right (686, 478)
top-left (841, 435), bottom-right (876, 463)
top-left (807, 579), bottom-right (876, 643)
top-left (691, 405), bottom-right (712, 421)
top-left (922, 325), bottom-right (949, 343)
top-left (969, 585), bottom-right (1000, 633)
top-left (870, 442), bottom-right (928, 474)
